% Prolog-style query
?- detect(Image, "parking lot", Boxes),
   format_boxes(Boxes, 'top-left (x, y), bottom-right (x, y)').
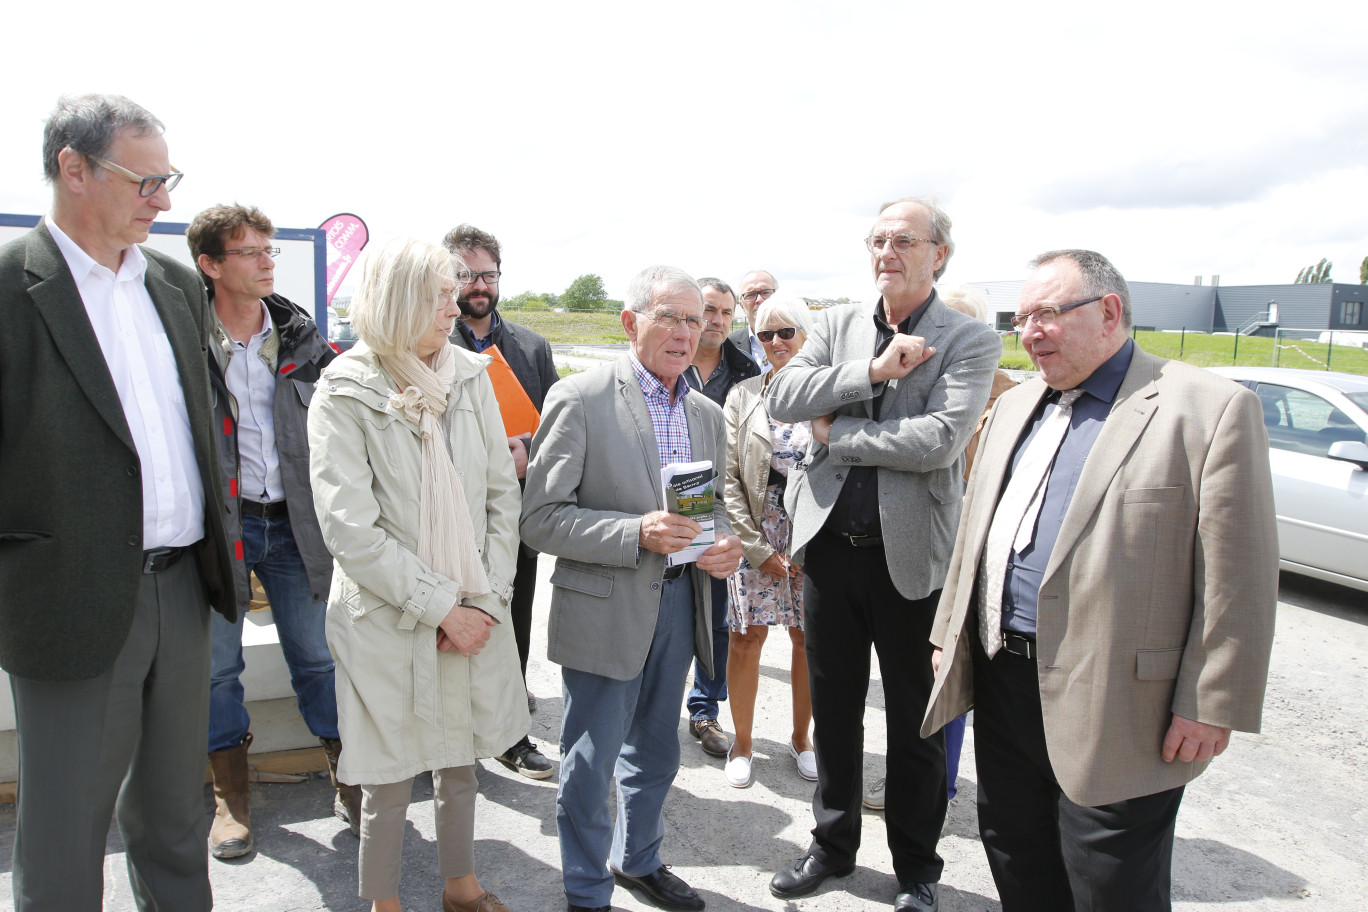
top-left (0, 566), bottom-right (1363, 911)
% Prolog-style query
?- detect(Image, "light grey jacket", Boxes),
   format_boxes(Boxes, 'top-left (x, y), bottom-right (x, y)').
top-left (520, 357), bottom-right (730, 682)
top-left (766, 296), bottom-right (1002, 600)
top-left (308, 345), bottom-right (526, 783)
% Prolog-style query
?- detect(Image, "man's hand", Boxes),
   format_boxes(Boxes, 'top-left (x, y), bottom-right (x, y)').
top-left (437, 604), bottom-right (497, 656)
top-left (696, 534), bottom-right (743, 579)
top-left (639, 510), bottom-right (703, 555)
top-left (507, 435), bottom-right (530, 480)
top-left (932, 646), bottom-right (943, 674)
top-left (869, 333), bottom-right (936, 384)
top-left (1161, 714), bottom-right (1231, 763)
top-left (811, 413), bottom-right (833, 446)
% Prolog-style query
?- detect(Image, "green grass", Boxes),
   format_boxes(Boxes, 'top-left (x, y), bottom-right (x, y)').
top-left (503, 307), bottom-right (628, 344)
top-left (507, 306), bottom-right (1368, 377)
top-left (999, 330), bottom-right (1368, 376)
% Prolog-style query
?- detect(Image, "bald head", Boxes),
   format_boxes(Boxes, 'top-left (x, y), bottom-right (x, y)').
top-left (738, 270), bottom-right (778, 324)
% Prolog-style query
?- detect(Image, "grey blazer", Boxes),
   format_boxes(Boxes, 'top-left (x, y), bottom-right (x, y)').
top-left (766, 296), bottom-right (1002, 601)
top-left (520, 357), bottom-right (730, 681)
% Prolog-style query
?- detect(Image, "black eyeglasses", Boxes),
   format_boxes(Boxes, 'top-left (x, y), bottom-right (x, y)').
top-left (96, 158), bottom-right (183, 197)
top-left (739, 288), bottom-right (776, 304)
top-left (460, 270), bottom-right (500, 285)
top-left (1010, 296), bottom-right (1103, 330)
top-left (756, 326), bottom-right (798, 343)
top-left (222, 246), bottom-right (281, 259)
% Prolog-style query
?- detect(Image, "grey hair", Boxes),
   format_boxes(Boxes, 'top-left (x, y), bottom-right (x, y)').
top-left (754, 295), bottom-right (815, 339)
top-left (939, 285), bottom-right (988, 322)
top-left (739, 269), bottom-right (778, 290)
top-left (697, 276), bottom-right (734, 298)
top-left (878, 195), bottom-right (955, 280)
top-left (1028, 249), bottom-right (1132, 328)
top-left (626, 265), bottom-right (701, 313)
top-left (42, 94), bottom-right (164, 182)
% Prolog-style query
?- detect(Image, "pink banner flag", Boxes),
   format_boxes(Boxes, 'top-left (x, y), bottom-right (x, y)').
top-left (318, 213), bottom-right (369, 305)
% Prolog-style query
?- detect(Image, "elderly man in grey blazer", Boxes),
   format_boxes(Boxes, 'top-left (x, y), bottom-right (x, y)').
top-left (521, 265), bottom-right (742, 912)
top-left (765, 198), bottom-right (1002, 912)
top-left (922, 250), bottom-right (1278, 912)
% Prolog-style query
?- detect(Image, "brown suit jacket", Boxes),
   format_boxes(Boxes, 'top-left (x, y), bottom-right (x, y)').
top-left (922, 347), bottom-right (1278, 806)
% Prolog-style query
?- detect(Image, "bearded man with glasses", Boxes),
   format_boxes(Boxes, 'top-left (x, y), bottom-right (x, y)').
top-left (442, 223), bottom-right (560, 781)
top-left (765, 197), bottom-right (1002, 912)
top-left (521, 266), bottom-right (742, 912)
top-left (0, 94), bottom-right (238, 911)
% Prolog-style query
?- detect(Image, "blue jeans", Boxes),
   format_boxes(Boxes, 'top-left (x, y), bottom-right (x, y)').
top-left (557, 575), bottom-right (695, 908)
top-left (686, 576), bottom-right (729, 722)
top-left (208, 511), bottom-right (339, 752)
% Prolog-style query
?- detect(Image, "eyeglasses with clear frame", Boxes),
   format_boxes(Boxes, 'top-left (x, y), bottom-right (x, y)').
top-left (639, 308), bottom-right (706, 334)
top-left (756, 326), bottom-right (798, 343)
top-left (865, 234), bottom-right (937, 255)
top-left (438, 289), bottom-right (459, 304)
top-left (1010, 296), bottom-right (1104, 330)
top-left (739, 288), bottom-right (776, 304)
top-left (95, 159), bottom-right (183, 197)
top-left (222, 246), bottom-right (281, 259)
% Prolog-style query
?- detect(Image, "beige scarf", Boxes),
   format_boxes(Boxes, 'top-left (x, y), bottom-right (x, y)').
top-left (377, 343), bottom-right (489, 602)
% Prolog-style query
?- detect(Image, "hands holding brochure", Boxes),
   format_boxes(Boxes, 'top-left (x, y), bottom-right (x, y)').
top-left (638, 459), bottom-right (742, 579)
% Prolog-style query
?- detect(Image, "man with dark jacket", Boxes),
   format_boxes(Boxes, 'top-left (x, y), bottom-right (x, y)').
top-left (0, 94), bottom-right (239, 911)
top-left (444, 223), bottom-right (559, 779)
top-left (187, 204), bottom-right (356, 859)
top-left (682, 277), bottom-right (760, 758)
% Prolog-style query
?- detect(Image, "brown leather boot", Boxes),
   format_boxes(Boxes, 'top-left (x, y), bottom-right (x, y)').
top-left (320, 737), bottom-right (362, 837)
top-left (208, 732), bottom-right (254, 859)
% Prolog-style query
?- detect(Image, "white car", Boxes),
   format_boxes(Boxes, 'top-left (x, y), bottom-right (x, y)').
top-left (1209, 367), bottom-right (1368, 591)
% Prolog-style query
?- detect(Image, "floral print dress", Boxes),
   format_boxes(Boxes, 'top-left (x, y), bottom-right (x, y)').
top-left (727, 418), bottom-right (810, 633)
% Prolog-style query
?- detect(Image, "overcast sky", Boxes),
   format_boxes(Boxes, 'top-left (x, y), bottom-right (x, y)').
top-left (5, 1), bottom-right (1367, 305)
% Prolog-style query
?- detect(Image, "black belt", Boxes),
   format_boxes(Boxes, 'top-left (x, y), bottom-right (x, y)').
top-left (663, 563), bottom-right (687, 580)
top-left (241, 499), bottom-right (289, 519)
top-left (831, 531), bottom-right (883, 548)
top-left (1002, 630), bottom-right (1037, 660)
top-left (142, 546), bottom-right (190, 574)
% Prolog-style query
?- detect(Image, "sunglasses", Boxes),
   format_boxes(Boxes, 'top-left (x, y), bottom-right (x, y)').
top-left (756, 327), bottom-right (798, 343)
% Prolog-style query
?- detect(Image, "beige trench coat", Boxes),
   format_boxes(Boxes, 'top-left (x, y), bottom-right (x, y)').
top-left (308, 345), bottom-right (527, 785)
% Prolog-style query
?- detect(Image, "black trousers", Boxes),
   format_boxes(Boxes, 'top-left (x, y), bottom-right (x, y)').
top-left (803, 532), bottom-right (946, 885)
top-left (510, 546), bottom-right (538, 680)
top-left (973, 635), bottom-right (1184, 912)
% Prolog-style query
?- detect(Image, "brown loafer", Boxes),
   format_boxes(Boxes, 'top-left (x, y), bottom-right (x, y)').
top-left (689, 719), bottom-right (730, 758)
top-left (443, 891), bottom-right (515, 912)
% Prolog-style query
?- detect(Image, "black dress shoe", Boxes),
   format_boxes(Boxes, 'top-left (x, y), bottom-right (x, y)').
top-left (611, 865), bottom-right (704, 911)
top-left (769, 853), bottom-right (856, 898)
top-left (894, 881), bottom-right (938, 912)
top-left (566, 906), bottom-right (612, 912)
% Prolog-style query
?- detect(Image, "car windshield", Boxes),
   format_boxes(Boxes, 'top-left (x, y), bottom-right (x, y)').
top-left (333, 322), bottom-right (358, 342)
top-left (1345, 391), bottom-right (1368, 416)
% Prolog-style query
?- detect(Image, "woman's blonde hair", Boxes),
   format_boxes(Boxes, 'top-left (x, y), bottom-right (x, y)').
top-left (351, 237), bottom-right (462, 356)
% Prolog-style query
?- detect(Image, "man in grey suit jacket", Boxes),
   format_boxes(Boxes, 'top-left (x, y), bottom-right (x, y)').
top-left (921, 250), bottom-right (1278, 911)
top-left (0, 96), bottom-right (238, 910)
top-left (521, 266), bottom-right (742, 912)
top-left (766, 198), bottom-right (1002, 912)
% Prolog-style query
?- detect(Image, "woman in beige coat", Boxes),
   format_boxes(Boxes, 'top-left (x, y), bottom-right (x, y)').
top-left (721, 296), bottom-right (816, 788)
top-left (308, 238), bottom-right (526, 912)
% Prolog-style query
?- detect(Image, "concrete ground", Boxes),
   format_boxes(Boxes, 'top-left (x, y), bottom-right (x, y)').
top-left (0, 565), bottom-right (1364, 911)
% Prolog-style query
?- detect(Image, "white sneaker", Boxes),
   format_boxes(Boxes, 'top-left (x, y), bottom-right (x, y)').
top-left (789, 740), bottom-right (817, 781)
top-left (863, 776), bottom-right (886, 810)
top-left (724, 750), bottom-right (753, 788)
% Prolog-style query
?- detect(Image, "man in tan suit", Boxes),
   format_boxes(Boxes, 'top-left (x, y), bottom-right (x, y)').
top-left (922, 249), bottom-right (1278, 912)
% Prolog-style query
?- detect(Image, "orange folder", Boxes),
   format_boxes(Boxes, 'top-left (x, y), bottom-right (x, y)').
top-left (484, 344), bottom-right (539, 438)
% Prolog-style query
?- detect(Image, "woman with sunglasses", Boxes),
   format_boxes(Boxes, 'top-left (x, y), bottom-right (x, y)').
top-left (719, 296), bottom-right (818, 787)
